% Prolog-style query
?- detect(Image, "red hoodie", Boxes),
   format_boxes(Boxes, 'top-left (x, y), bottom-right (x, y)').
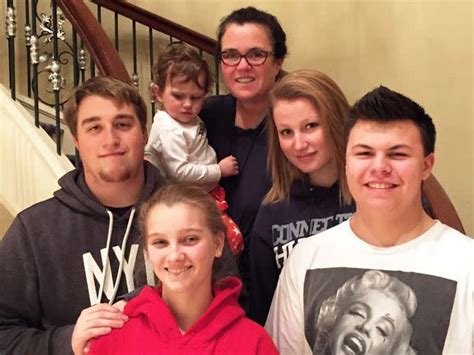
top-left (89, 277), bottom-right (278, 354)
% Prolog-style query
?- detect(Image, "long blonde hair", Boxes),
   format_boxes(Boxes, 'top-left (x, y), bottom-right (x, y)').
top-left (264, 70), bottom-right (351, 205)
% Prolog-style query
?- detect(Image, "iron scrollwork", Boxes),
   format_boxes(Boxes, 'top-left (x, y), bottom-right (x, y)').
top-left (6, 6), bottom-right (17, 39)
top-left (46, 60), bottom-right (65, 92)
top-left (26, 4), bottom-right (78, 106)
top-left (25, 25), bottom-right (32, 47)
top-left (38, 10), bottom-right (66, 42)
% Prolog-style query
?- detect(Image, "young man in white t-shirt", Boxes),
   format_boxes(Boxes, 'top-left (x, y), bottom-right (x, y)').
top-left (266, 86), bottom-right (474, 355)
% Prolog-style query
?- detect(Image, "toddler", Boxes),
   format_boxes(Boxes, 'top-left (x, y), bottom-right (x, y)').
top-left (145, 43), bottom-right (242, 255)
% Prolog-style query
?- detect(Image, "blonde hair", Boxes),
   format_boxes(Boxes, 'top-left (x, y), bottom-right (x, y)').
top-left (264, 70), bottom-right (351, 205)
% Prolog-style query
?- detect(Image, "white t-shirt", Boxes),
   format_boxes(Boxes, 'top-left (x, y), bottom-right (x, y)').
top-left (266, 220), bottom-right (474, 355)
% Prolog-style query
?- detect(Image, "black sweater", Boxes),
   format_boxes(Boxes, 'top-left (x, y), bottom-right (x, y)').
top-left (200, 95), bottom-right (272, 285)
top-left (248, 180), bottom-right (355, 325)
top-left (0, 163), bottom-right (164, 354)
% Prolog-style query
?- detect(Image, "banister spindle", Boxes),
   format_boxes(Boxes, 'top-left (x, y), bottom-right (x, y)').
top-left (6, 1), bottom-right (17, 100)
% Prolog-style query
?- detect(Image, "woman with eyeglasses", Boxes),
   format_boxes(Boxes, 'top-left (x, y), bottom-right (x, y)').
top-left (200, 7), bottom-right (287, 300)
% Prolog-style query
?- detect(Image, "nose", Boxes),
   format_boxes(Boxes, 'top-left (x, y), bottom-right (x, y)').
top-left (168, 244), bottom-right (185, 262)
top-left (103, 126), bottom-right (120, 147)
top-left (294, 132), bottom-right (308, 151)
top-left (355, 318), bottom-right (375, 337)
top-left (236, 56), bottom-right (252, 70)
top-left (372, 154), bottom-right (392, 176)
top-left (182, 99), bottom-right (192, 109)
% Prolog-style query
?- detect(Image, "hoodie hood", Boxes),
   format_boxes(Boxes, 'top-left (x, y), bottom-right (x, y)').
top-left (52, 161), bottom-right (165, 304)
top-left (88, 275), bottom-right (278, 354)
top-left (125, 276), bottom-right (244, 345)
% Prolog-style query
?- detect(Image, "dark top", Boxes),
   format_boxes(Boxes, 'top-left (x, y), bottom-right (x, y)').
top-left (248, 180), bottom-right (355, 325)
top-left (0, 162), bottom-right (165, 354)
top-left (200, 95), bottom-right (272, 287)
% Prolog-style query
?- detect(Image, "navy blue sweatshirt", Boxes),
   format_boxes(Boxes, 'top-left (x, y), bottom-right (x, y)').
top-left (248, 180), bottom-right (355, 325)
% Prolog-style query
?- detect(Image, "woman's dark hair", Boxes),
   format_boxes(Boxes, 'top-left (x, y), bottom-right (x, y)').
top-left (217, 7), bottom-right (287, 60)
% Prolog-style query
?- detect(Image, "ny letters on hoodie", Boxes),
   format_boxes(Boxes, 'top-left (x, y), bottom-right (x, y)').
top-left (0, 162), bottom-right (164, 355)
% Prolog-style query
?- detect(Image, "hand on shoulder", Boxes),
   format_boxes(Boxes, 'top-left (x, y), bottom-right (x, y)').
top-left (71, 303), bottom-right (128, 355)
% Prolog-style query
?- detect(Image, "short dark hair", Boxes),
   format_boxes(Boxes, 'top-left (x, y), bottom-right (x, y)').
top-left (217, 7), bottom-right (287, 60)
top-left (346, 86), bottom-right (436, 156)
top-left (153, 42), bottom-right (212, 93)
top-left (64, 76), bottom-right (147, 138)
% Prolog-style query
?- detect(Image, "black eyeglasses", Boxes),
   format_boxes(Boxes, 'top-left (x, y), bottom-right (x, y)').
top-left (220, 49), bottom-right (274, 66)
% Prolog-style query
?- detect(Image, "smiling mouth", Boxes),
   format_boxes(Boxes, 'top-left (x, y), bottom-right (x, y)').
top-left (367, 182), bottom-right (396, 189)
top-left (165, 266), bottom-right (192, 275)
top-left (343, 333), bottom-right (366, 355)
top-left (236, 77), bottom-right (255, 83)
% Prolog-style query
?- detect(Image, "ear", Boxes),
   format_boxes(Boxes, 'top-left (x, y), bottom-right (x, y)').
top-left (422, 153), bottom-right (435, 180)
top-left (153, 85), bottom-right (163, 103)
top-left (72, 135), bottom-right (79, 150)
top-left (275, 58), bottom-right (284, 69)
top-left (214, 232), bottom-right (225, 258)
top-left (273, 58), bottom-right (284, 77)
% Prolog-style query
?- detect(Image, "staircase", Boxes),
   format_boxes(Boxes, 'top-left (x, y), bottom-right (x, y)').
top-left (0, 84), bottom-right (74, 234)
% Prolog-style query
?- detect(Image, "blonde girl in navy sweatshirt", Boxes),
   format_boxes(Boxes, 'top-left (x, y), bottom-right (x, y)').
top-left (249, 70), bottom-right (355, 325)
top-left (89, 185), bottom-right (277, 354)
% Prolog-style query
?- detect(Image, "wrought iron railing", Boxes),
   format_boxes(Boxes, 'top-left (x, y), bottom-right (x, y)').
top-left (6, 0), bottom-right (95, 158)
top-left (4, 0), bottom-right (219, 160)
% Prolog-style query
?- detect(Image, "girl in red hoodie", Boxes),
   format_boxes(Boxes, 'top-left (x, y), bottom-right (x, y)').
top-left (88, 184), bottom-right (278, 354)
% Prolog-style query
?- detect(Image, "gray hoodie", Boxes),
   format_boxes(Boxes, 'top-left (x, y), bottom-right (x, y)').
top-left (0, 162), bottom-right (165, 354)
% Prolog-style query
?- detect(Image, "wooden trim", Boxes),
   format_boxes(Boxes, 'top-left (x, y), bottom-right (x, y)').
top-left (423, 174), bottom-right (465, 234)
top-left (91, 0), bottom-right (217, 54)
top-left (57, 0), bottom-right (131, 82)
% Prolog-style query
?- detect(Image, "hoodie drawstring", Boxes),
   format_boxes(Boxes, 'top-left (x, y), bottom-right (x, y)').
top-left (96, 208), bottom-right (136, 305)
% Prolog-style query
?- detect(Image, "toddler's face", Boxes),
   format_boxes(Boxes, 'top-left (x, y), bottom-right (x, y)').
top-left (156, 73), bottom-right (206, 124)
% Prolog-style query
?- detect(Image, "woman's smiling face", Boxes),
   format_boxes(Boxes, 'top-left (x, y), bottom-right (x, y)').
top-left (329, 289), bottom-right (408, 355)
top-left (219, 23), bottom-right (282, 105)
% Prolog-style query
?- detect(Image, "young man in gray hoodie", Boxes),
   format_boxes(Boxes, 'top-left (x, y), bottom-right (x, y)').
top-left (0, 76), bottom-right (165, 354)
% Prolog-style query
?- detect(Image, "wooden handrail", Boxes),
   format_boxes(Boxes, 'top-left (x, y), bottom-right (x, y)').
top-left (422, 174), bottom-right (465, 234)
top-left (91, 0), bottom-right (217, 55)
top-left (57, 0), bottom-right (130, 82)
